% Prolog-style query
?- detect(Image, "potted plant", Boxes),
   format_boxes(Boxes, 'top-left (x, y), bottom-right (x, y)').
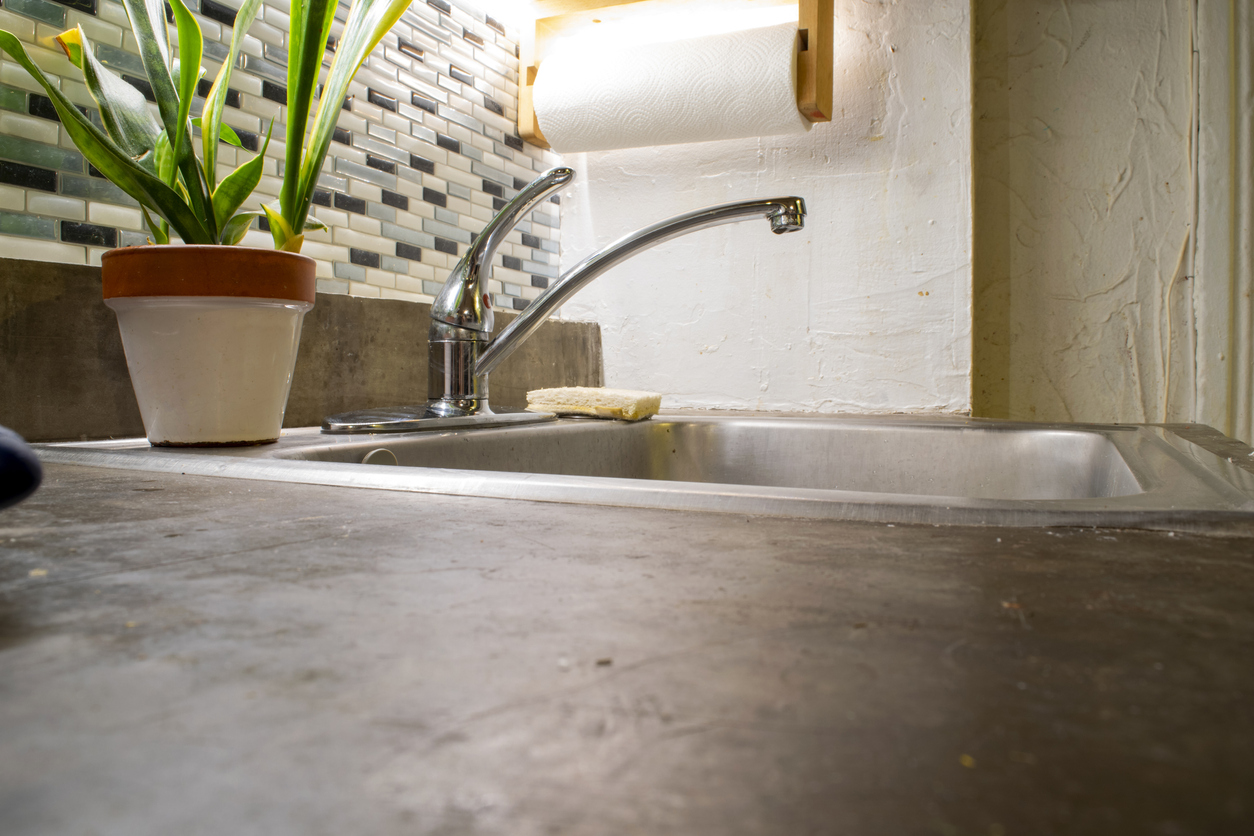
top-left (0, 0), bottom-right (410, 445)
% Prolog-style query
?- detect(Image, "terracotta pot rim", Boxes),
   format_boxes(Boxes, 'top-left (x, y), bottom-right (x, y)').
top-left (101, 244), bottom-right (317, 304)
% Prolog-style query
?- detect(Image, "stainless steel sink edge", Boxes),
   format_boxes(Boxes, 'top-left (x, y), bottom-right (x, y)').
top-left (34, 418), bottom-right (1254, 535)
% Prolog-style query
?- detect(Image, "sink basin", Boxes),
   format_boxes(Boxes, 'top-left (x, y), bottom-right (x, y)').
top-left (283, 416), bottom-right (1143, 501)
top-left (37, 413), bottom-right (1254, 531)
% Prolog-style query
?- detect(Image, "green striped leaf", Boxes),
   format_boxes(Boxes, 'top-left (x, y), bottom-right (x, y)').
top-left (281, 0), bottom-right (338, 232)
top-left (118, 0), bottom-right (211, 236)
top-left (285, 0), bottom-right (411, 248)
top-left (167, 0), bottom-right (202, 168)
top-left (211, 121), bottom-right (272, 235)
top-left (262, 201), bottom-right (302, 252)
top-left (0, 30), bottom-right (211, 243)
top-left (219, 211), bottom-right (259, 246)
top-left (201, 0), bottom-right (261, 189)
top-left (56, 26), bottom-right (161, 168)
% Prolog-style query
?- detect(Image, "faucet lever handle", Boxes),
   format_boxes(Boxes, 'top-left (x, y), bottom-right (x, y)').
top-left (430, 166), bottom-right (574, 333)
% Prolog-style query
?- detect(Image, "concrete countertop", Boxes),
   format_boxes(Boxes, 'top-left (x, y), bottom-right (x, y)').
top-left (1, 461), bottom-right (1252, 835)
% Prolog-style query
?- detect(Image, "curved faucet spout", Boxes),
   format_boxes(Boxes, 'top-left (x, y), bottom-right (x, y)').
top-left (430, 166), bottom-right (573, 335)
top-left (476, 196), bottom-right (807, 378)
top-left (320, 178), bottom-right (807, 433)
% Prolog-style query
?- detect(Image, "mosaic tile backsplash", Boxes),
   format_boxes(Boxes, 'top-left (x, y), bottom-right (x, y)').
top-left (0, 0), bottom-right (562, 310)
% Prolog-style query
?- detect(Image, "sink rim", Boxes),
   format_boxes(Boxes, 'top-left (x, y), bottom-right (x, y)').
top-left (34, 413), bottom-right (1254, 533)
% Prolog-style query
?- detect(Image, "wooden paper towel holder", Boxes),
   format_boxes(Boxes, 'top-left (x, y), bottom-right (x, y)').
top-left (519, 0), bottom-right (834, 149)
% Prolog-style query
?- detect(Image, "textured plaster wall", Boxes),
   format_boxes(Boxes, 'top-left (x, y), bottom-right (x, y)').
top-left (552, 0), bottom-right (972, 413)
top-left (974, 0), bottom-right (1194, 423)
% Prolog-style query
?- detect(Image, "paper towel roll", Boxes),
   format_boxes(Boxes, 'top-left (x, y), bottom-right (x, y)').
top-left (533, 23), bottom-right (811, 153)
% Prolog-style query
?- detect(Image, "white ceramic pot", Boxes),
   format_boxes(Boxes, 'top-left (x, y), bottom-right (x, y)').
top-left (105, 296), bottom-right (313, 446)
top-left (101, 245), bottom-right (317, 446)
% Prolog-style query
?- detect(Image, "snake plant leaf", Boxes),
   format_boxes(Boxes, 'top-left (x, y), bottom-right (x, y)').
top-left (152, 133), bottom-right (173, 240)
top-left (201, 0), bottom-right (261, 189)
top-left (56, 27), bottom-right (161, 169)
top-left (0, 31), bottom-right (212, 243)
top-left (219, 211), bottom-right (259, 246)
top-left (54, 26), bottom-right (83, 66)
top-left (261, 202), bottom-right (302, 252)
top-left (303, 216), bottom-right (328, 232)
top-left (191, 117), bottom-right (243, 148)
top-left (280, 0), bottom-right (338, 229)
top-left (285, 0), bottom-right (411, 244)
top-left (118, 0), bottom-right (181, 148)
top-left (168, 0), bottom-right (202, 166)
top-left (211, 121), bottom-right (272, 233)
top-left (118, 0), bottom-right (211, 234)
top-left (140, 205), bottom-right (170, 244)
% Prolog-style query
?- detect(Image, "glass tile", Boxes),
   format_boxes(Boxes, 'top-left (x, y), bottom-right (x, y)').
top-left (59, 173), bottom-right (138, 206)
top-left (334, 261), bottom-right (365, 281)
top-left (0, 134), bottom-right (84, 172)
top-left (0, 209), bottom-right (56, 238)
top-left (0, 84), bottom-right (26, 113)
top-left (334, 157), bottom-right (397, 190)
top-left (366, 202), bottom-right (396, 223)
top-left (93, 43), bottom-right (146, 77)
top-left (380, 254), bottom-right (408, 273)
top-left (4, 0), bottom-right (66, 27)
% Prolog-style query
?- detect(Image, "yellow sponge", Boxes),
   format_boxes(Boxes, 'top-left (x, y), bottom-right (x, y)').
top-left (527, 387), bottom-right (662, 421)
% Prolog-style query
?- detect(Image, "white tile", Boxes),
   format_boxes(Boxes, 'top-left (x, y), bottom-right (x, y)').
top-left (300, 240), bottom-right (349, 263)
top-left (0, 185), bottom-right (25, 212)
top-left (239, 95), bottom-right (282, 122)
top-left (250, 19), bottom-right (285, 48)
top-left (445, 123), bottom-right (474, 145)
top-left (366, 122), bottom-right (397, 144)
top-left (240, 35), bottom-right (264, 58)
top-left (240, 229), bottom-right (273, 249)
top-left (60, 79), bottom-right (95, 110)
top-left (381, 112), bottom-right (409, 133)
top-left (313, 206), bottom-right (350, 228)
top-left (332, 227), bottom-right (392, 251)
top-left (262, 4), bottom-right (290, 26)
top-left (0, 111), bottom-right (58, 146)
top-left (86, 246), bottom-right (109, 266)
top-left (69, 12), bottom-right (123, 48)
top-left (382, 47), bottom-right (412, 72)
top-left (379, 286), bottom-right (424, 302)
top-left (97, 1), bottom-right (130, 27)
top-left (0, 234), bottom-right (86, 264)
top-left (88, 201), bottom-right (143, 230)
top-left (347, 180), bottom-right (382, 202)
top-left (348, 214), bottom-right (381, 235)
top-left (0, 9), bottom-right (36, 41)
top-left (406, 261), bottom-right (436, 281)
top-left (445, 153), bottom-right (472, 174)
top-left (28, 193), bottom-right (86, 221)
top-left (198, 17), bottom-right (223, 42)
top-left (395, 274), bottom-right (426, 295)
top-left (337, 112), bottom-right (369, 134)
top-left (231, 73), bottom-right (263, 96)
top-left (364, 268), bottom-right (395, 288)
top-left (348, 281), bottom-right (381, 298)
top-left (222, 111), bottom-right (262, 133)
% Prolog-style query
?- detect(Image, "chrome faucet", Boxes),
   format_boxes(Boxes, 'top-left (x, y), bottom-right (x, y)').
top-left (426, 166), bottom-right (575, 417)
top-left (323, 168), bottom-right (806, 433)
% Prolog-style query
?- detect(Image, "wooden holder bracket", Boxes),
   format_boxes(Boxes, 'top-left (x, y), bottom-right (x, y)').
top-left (519, 0), bottom-right (833, 150)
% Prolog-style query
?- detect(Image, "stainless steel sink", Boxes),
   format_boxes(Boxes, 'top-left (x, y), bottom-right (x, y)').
top-left (37, 413), bottom-right (1254, 531)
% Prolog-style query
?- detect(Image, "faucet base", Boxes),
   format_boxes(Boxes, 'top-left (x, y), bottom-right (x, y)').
top-left (321, 403), bottom-right (556, 434)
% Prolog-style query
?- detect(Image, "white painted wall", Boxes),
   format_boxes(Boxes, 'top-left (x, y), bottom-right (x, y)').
top-left (1003, 0), bottom-right (1193, 424)
top-left (550, 0), bottom-right (973, 413)
top-left (973, 0), bottom-right (1195, 425)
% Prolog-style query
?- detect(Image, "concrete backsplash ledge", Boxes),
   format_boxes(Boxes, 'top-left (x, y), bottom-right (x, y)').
top-left (0, 256), bottom-right (602, 442)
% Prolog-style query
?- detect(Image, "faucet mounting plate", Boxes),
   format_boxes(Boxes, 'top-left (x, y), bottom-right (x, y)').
top-left (322, 405), bottom-right (556, 434)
